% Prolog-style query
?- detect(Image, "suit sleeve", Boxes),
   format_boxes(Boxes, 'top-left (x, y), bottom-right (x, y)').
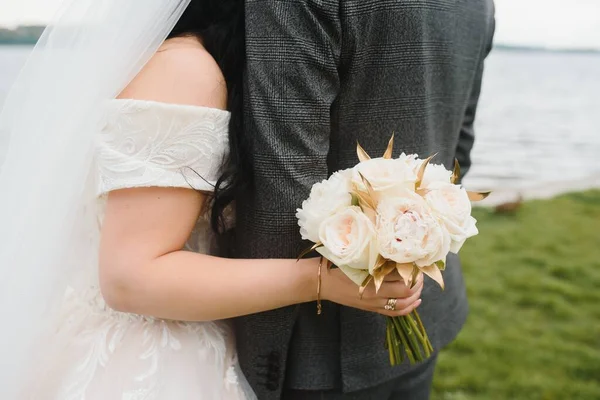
top-left (243, 0), bottom-right (342, 257)
top-left (455, 16), bottom-right (495, 180)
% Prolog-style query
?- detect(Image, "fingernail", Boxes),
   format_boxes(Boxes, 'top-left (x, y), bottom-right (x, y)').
top-left (415, 299), bottom-right (422, 306)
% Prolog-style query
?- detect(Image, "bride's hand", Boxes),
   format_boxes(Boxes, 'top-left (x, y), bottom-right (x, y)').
top-left (320, 267), bottom-right (423, 317)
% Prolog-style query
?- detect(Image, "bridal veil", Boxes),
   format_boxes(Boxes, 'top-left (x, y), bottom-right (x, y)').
top-left (0, 1), bottom-right (192, 396)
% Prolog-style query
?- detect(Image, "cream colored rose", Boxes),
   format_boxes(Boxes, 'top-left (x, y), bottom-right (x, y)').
top-left (352, 157), bottom-right (418, 196)
top-left (421, 163), bottom-right (453, 188)
top-left (296, 169), bottom-right (353, 243)
top-left (376, 190), bottom-right (451, 267)
top-left (424, 182), bottom-right (478, 253)
top-left (397, 152), bottom-right (421, 170)
top-left (316, 206), bottom-right (375, 285)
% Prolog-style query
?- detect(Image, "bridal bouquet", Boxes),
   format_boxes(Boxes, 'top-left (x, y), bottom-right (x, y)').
top-left (296, 136), bottom-right (489, 365)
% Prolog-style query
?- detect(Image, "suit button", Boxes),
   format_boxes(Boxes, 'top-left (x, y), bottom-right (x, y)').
top-left (257, 351), bottom-right (281, 391)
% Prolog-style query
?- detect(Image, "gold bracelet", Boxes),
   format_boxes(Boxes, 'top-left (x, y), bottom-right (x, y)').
top-left (317, 257), bottom-right (323, 315)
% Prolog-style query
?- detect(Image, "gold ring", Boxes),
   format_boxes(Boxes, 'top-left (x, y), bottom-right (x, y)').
top-left (385, 298), bottom-right (397, 311)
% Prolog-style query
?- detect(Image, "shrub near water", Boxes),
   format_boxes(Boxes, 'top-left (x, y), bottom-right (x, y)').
top-left (433, 190), bottom-right (600, 400)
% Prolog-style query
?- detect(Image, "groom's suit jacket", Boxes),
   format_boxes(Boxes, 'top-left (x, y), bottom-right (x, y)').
top-left (234, 1), bottom-right (495, 399)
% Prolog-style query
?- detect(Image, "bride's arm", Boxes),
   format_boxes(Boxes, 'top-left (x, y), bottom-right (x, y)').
top-left (99, 40), bottom-right (422, 322)
top-left (100, 186), bottom-right (319, 321)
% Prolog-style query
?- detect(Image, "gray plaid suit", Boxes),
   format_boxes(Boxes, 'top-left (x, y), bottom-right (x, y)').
top-left (234, 1), bottom-right (495, 399)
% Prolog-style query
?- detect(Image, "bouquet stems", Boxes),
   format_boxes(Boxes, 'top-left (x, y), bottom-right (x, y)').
top-left (385, 310), bottom-right (433, 366)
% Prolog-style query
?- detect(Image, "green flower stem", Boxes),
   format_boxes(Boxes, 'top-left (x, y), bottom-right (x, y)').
top-left (398, 316), bottom-right (424, 361)
top-left (391, 317), bottom-right (416, 364)
top-left (412, 310), bottom-right (434, 353)
top-left (393, 324), bottom-right (403, 364)
top-left (386, 318), bottom-right (396, 365)
top-left (385, 313), bottom-right (435, 366)
top-left (405, 313), bottom-right (432, 358)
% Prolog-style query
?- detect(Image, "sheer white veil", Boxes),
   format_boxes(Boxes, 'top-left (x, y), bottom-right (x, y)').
top-left (0, 0), bottom-right (191, 395)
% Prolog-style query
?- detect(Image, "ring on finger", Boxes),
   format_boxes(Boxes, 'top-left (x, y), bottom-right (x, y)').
top-left (384, 298), bottom-right (397, 311)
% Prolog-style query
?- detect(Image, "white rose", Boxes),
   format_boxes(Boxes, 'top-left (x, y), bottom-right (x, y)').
top-left (421, 163), bottom-right (453, 188)
top-left (376, 190), bottom-right (451, 267)
top-left (424, 182), bottom-right (478, 253)
top-left (397, 152), bottom-right (421, 170)
top-left (352, 157), bottom-right (417, 196)
top-left (296, 169), bottom-right (353, 243)
top-left (316, 206), bottom-right (375, 285)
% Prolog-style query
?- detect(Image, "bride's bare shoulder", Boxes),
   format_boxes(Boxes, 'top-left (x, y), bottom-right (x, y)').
top-left (118, 36), bottom-right (227, 110)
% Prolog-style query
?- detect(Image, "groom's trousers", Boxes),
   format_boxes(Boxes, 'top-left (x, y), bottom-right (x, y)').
top-left (282, 355), bottom-right (438, 400)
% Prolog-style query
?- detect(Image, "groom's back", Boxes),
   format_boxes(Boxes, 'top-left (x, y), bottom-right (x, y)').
top-left (235, 1), bottom-right (495, 398)
top-left (331, 0), bottom-right (494, 172)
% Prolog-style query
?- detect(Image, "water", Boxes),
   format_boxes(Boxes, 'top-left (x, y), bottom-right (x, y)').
top-left (1, 46), bottom-right (599, 190)
top-left (0, 46), bottom-right (30, 108)
top-left (466, 50), bottom-right (600, 190)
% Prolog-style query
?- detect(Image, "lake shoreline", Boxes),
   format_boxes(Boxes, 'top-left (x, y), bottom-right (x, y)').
top-left (2, 47), bottom-right (600, 196)
top-left (474, 174), bottom-right (600, 207)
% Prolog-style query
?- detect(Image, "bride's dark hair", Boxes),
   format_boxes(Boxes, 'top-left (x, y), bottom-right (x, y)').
top-left (167, 0), bottom-right (247, 236)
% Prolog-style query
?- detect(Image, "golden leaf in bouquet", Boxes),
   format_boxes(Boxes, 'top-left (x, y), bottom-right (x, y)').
top-left (382, 134), bottom-right (395, 159)
top-left (420, 263), bottom-right (445, 290)
top-left (370, 254), bottom-right (387, 274)
top-left (356, 133), bottom-right (395, 161)
top-left (467, 191), bottom-right (491, 201)
top-left (410, 265), bottom-right (421, 288)
top-left (358, 275), bottom-right (373, 299)
top-left (396, 262), bottom-right (417, 288)
top-left (297, 242), bottom-right (323, 261)
top-left (451, 158), bottom-right (461, 184)
top-left (415, 153), bottom-right (437, 189)
top-left (451, 157), bottom-right (490, 202)
top-left (353, 188), bottom-right (376, 211)
top-left (357, 172), bottom-right (379, 207)
top-left (373, 261), bottom-right (396, 293)
top-left (356, 142), bottom-right (371, 162)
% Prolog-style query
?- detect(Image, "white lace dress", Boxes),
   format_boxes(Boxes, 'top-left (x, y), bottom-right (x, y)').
top-left (24, 99), bottom-right (255, 400)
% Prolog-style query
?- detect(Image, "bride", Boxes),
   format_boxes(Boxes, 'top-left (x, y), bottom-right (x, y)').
top-left (0, 1), bottom-right (324, 399)
top-left (0, 0), bottom-right (424, 398)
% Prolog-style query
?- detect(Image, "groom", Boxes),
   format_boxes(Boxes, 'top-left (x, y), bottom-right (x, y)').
top-left (234, 1), bottom-right (495, 399)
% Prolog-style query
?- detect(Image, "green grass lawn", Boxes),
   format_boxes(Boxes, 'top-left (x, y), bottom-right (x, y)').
top-left (433, 190), bottom-right (600, 400)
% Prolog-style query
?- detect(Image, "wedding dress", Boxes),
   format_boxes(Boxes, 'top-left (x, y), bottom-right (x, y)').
top-left (22, 99), bottom-right (255, 400)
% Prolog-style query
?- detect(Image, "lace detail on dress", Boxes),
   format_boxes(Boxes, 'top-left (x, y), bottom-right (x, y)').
top-left (96, 99), bottom-right (230, 196)
top-left (33, 285), bottom-right (235, 400)
top-left (23, 100), bottom-right (256, 400)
